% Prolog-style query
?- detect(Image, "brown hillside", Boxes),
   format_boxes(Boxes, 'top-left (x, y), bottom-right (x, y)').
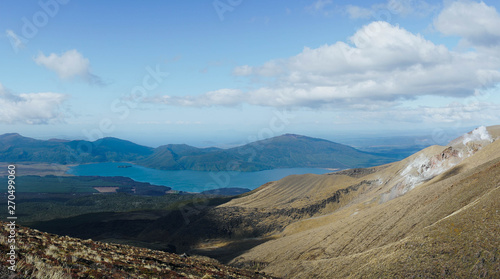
top-left (217, 126), bottom-right (500, 278)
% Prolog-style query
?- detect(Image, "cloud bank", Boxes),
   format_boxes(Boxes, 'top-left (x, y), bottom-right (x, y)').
top-left (434, 0), bottom-right (500, 50)
top-left (0, 83), bottom-right (67, 124)
top-left (145, 8), bottom-right (500, 109)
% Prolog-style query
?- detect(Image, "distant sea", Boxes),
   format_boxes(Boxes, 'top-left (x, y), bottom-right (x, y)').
top-left (67, 163), bottom-right (333, 192)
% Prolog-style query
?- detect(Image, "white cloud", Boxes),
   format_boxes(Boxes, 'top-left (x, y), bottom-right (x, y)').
top-left (233, 61), bottom-right (283, 77)
top-left (335, 101), bottom-right (500, 128)
top-left (434, 1), bottom-right (500, 49)
top-left (5, 30), bottom-right (25, 51)
top-left (346, 5), bottom-right (373, 19)
top-left (145, 21), bottom-right (500, 109)
top-left (346, 0), bottom-right (439, 20)
top-left (0, 83), bottom-right (68, 124)
top-left (386, 0), bottom-right (435, 16)
top-left (233, 65), bottom-right (253, 76)
top-left (310, 0), bottom-right (332, 11)
top-left (306, 0), bottom-right (334, 15)
top-left (34, 49), bottom-right (104, 85)
top-left (145, 89), bottom-right (244, 107)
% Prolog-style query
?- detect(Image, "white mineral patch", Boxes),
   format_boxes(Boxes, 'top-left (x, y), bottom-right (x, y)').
top-left (462, 126), bottom-right (492, 145)
top-left (381, 126), bottom-right (496, 203)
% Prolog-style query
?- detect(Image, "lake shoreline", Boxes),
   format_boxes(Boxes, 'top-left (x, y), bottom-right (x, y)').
top-left (67, 162), bottom-right (334, 193)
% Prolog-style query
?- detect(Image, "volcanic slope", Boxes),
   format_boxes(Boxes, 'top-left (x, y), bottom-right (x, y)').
top-left (0, 222), bottom-right (275, 279)
top-left (217, 126), bottom-right (500, 278)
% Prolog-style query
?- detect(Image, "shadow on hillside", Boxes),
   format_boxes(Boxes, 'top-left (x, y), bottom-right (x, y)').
top-left (24, 195), bottom-right (274, 264)
top-left (189, 237), bottom-right (274, 264)
top-left (436, 165), bottom-right (464, 183)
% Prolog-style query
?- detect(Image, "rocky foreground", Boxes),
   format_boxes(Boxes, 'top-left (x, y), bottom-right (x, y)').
top-left (0, 222), bottom-right (275, 279)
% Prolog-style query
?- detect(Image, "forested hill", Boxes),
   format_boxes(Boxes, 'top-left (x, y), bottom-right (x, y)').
top-left (0, 133), bottom-right (393, 171)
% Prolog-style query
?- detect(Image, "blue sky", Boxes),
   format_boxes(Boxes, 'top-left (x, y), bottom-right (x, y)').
top-left (1, 0), bottom-right (500, 147)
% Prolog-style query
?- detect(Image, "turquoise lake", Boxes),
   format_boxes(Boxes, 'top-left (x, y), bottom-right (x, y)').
top-left (67, 163), bottom-right (333, 192)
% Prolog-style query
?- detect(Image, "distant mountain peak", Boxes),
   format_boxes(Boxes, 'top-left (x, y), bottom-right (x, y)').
top-left (0, 133), bottom-right (34, 143)
top-left (274, 133), bottom-right (328, 143)
top-left (270, 133), bottom-right (314, 140)
top-left (0, 132), bottom-right (391, 171)
top-left (94, 137), bottom-right (126, 142)
top-left (0, 132), bottom-right (22, 138)
top-left (282, 133), bottom-right (303, 138)
top-left (48, 138), bottom-right (71, 143)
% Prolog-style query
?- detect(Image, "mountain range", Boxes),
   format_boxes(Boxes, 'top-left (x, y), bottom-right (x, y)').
top-left (0, 133), bottom-right (394, 171)
top-left (0, 133), bottom-right (153, 165)
top-left (24, 125), bottom-right (500, 278)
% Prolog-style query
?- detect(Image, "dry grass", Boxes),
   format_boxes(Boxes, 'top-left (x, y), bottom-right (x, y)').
top-left (0, 223), bottom-right (276, 278)
top-left (227, 126), bottom-right (500, 278)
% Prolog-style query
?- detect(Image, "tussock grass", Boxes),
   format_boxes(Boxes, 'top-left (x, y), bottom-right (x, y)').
top-left (0, 223), bottom-right (276, 278)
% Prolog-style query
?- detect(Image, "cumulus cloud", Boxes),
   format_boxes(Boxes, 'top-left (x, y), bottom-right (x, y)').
top-left (0, 83), bottom-right (68, 124)
top-left (143, 14), bottom-right (500, 110)
top-left (34, 49), bottom-right (104, 85)
top-left (147, 21), bottom-right (500, 109)
top-left (434, 0), bottom-right (500, 49)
